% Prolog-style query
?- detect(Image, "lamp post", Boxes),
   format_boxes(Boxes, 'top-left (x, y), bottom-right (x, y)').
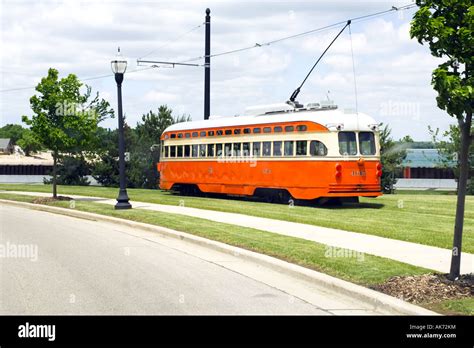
top-left (111, 48), bottom-right (132, 210)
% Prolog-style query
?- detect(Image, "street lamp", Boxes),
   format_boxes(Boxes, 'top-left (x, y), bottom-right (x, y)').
top-left (111, 47), bottom-right (132, 210)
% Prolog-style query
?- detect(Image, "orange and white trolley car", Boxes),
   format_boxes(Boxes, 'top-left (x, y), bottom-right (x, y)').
top-left (157, 101), bottom-right (382, 203)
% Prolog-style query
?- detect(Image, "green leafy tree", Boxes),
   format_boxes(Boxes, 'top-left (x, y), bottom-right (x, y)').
top-left (411, 0), bottom-right (473, 278)
top-left (22, 68), bottom-right (112, 198)
top-left (44, 155), bottom-right (91, 186)
top-left (91, 106), bottom-right (191, 189)
top-left (129, 106), bottom-right (191, 189)
top-left (16, 129), bottom-right (43, 156)
top-left (0, 124), bottom-right (26, 143)
top-left (91, 123), bottom-right (134, 187)
top-left (379, 124), bottom-right (410, 193)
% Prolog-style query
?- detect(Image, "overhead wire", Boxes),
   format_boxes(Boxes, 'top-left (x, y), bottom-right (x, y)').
top-left (177, 3), bottom-right (416, 63)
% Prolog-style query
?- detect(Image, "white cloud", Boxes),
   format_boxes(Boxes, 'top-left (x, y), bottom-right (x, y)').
top-left (0, 0), bottom-right (457, 140)
top-left (144, 90), bottom-right (178, 103)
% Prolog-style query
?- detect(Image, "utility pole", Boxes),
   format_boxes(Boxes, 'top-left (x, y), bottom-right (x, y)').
top-left (204, 8), bottom-right (211, 120)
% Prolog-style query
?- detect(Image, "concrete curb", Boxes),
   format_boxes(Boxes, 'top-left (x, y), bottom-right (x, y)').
top-left (0, 199), bottom-right (438, 315)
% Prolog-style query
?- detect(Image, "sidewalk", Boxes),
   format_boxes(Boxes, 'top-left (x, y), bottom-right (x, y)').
top-left (4, 190), bottom-right (473, 274)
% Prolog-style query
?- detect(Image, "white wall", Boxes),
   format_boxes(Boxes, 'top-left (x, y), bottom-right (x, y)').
top-left (0, 175), bottom-right (100, 186)
top-left (395, 178), bottom-right (457, 191)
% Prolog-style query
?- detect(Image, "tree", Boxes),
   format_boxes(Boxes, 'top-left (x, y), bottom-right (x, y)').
top-left (429, 124), bottom-right (474, 194)
top-left (379, 124), bottom-right (411, 193)
top-left (129, 106), bottom-right (191, 189)
top-left (411, 0), bottom-right (473, 279)
top-left (22, 68), bottom-right (112, 198)
top-left (16, 129), bottom-right (43, 156)
top-left (91, 123), bottom-right (134, 187)
top-left (44, 155), bottom-right (91, 186)
top-left (0, 124), bottom-right (26, 143)
top-left (90, 106), bottom-right (191, 189)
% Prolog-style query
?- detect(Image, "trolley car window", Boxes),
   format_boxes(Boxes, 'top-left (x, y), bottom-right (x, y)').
top-left (164, 134), bottom-right (169, 139)
top-left (233, 143), bottom-right (241, 156)
top-left (284, 141), bottom-right (293, 156)
top-left (359, 132), bottom-right (376, 155)
top-left (263, 127), bottom-right (272, 133)
top-left (177, 146), bottom-right (183, 157)
top-left (225, 143), bottom-right (232, 156)
top-left (242, 142), bottom-right (250, 156)
top-left (225, 129), bottom-right (232, 135)
top-left (216, 144), bottom-right (223, 157)
top-left (285, 126), bottom-right (294, 132)
top-left (262, 142), bottom-right (271, 156)
top-left (165, 146), bottom-right (169, 158)
top-left (216, 130), bottom-right (223, 136)
top-left (234, 129), bottom-right (241, 135)
top-left (243, 128), bottom-right (251, 134)
top-left (253, 128), bottom-right (261, 134)
top-left (252, 142), bottom-right (261, 156)
top-left (338, 132), bottom-right (357, 156)
top-left (296, 125), bottom-right (307, 132)
top-left (208, 130), bottom-right (215, 136)
top-left (177, 133), bottom-right (183, 138)
top-left (296, 141), bottom-right (307, 156)
top-left (199, 144), bottom-right (206, 157)
top-left (207, 144), bottom-right (214, 157)
top-left (184, 145), bottom-right (190, 157)
top-left (310, 141), bottom-right (328, 156)
top-left (274, 126), bottom-right (282, 133)
top-left (170, 134), bottom-right (176, 139)
top-left (192, 145), bottom-right (198, 157)
top-left (192, 132), bottom-right (198, 137)
top-left (170, 146), bottom-right (176, 157)
top-left (185, 133), bottom-right (191, 138)
top-left (273, 141), bottom-right (282, 156)
top-left (200, 131), bottom-right (206, 137)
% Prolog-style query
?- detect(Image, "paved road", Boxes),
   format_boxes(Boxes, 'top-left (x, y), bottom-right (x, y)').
top-left (0, 204), bottom-right (387, 315)
top-left (4, 191), bottom-right (473, 274)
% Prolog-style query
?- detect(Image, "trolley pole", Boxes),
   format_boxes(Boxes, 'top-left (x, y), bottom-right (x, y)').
top-left (204, 8), bottom-right (211, 120)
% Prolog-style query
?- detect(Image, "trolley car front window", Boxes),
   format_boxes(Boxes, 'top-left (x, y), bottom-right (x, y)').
top-left (338, 132), bottom-right (357, 156)
top-left (359, 132), bottom-right (376, 155)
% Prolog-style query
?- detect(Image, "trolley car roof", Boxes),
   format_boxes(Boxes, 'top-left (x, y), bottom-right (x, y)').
top-left (164, 108), bottom-right (378, 134)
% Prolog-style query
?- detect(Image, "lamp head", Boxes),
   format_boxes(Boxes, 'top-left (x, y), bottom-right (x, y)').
top-left (111, 47), bottom-right (127, 74)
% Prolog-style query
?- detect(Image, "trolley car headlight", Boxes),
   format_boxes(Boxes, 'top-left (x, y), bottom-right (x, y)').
top-left (335, 163), bottom-right (342, 179)
top-left (376, 163), bottom-right (382, 177)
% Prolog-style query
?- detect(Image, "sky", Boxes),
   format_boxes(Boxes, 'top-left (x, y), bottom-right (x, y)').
top-left (0, 0), bottom-right (457, 141)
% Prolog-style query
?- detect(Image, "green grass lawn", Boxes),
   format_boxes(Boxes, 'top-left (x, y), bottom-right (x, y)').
top-left (0, 183), bottom-right (473, 253)
top-left (428, 298), bottom-right (474, 316)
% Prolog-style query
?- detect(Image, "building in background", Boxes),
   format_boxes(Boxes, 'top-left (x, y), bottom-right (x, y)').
top-left (395, 148), bottom-right (457, 191)
top-left (0, 138), bottom-right (13, 154)
top-left (0, 151), bottom-right (53, 183)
